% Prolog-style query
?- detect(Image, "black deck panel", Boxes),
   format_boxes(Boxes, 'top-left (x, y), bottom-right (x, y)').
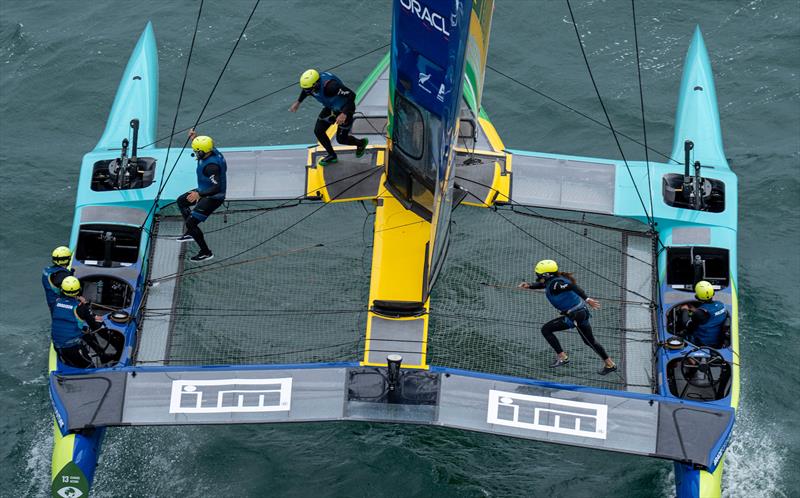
top-left (311, 149), bottom-right (382, 200)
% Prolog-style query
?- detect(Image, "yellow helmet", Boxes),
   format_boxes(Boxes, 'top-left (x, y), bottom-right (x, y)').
top-left (695, 280), bottom-right (714, 301)
top-left (300, 69), bottom-right (320, 89)
top-left (61, 276), bottom-right (81, 297)
top-left (52, 246), bottom-right (72, 265)
top-left (191, 135), bottom-right (214, 155)
top-left (535, 259), bottom-right (558, 276)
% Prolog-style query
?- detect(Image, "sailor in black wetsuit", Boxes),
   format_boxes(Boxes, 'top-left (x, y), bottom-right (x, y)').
top-left (176, 130), bottom-right (227, 262)
top-left (679, 280), bottom-right (728, 348)
top-left (42, 246), bottom-right (75, 315)
top-left (519, 259), bottom-right (618, 375)
top-left (289, 69), bottom-right (368, 166)
top-left (51, 276), bottom-right (105, 368)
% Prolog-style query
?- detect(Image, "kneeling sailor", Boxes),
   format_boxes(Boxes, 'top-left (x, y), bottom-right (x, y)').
top-left (51, 276), bottom-right (105, 368)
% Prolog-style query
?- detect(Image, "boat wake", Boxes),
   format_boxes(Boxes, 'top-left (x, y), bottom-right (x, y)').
top-left (660, 405), bottom-right (788, 497)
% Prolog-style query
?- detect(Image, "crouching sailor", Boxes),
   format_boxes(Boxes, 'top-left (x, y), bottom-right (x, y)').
top-left (177, 129), bottom-right (227, 262)
top-left (51, 276), bottom-right (105, 368)
top-left (519, 259), bottom-right (617, 375)
top-left (42, 246), bottom-right (74, 315)
top-left (679, 280), bottom-right (728, 348)
top-left (289, 69), bottom-right (368, 166)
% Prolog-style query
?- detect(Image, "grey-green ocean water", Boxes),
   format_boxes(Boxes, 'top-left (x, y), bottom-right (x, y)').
top-left (1, 1), bottom-right (798, 496)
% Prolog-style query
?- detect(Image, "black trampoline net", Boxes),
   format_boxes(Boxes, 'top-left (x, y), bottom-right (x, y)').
top-left (136, 199), bottom-right (656, 391)
top-left (136, 200), bottom-right (374, 366)
top-left (428, 205), bottom-right (656, 391)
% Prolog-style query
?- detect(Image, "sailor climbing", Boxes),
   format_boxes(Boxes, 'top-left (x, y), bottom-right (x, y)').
top-left (51, 276), bottom-right (105, 368)
top-left (177, 129), bottom-right (227, 262)
top-left (519, 259), bottom-right (617, 375)
top-left (679, 280), bottom-right (728, 348)
top-left (42, 246), bottom-right (75, 315)
top-left (289, 69), bottom-right (369, 166)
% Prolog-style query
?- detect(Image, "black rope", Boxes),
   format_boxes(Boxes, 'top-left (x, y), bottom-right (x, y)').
top-left (138, 0), bottom-right (262, 231)
top-left (148, 165), bottom-right (383, 282)
top-left (631, 0), bottom-right (656, 228)
top-left (458, 186), bottom-right (653, 303)
top-left (133, 43), bottom-right (390, 151)
top-left (456, 174), bottom-right (654, 267)
top-left (564, 0), bottom-right (655, 229)
top-left (485, 64), bottom-right (679, 165)
top-left (158, 0), bottom-right (203, 198)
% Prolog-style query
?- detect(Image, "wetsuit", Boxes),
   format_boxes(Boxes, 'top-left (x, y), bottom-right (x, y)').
top-left (681, 300), bottom-right (727, 348)
top-left (530, 276), bottom-right (610, 360)
top-left (51, 296), bottom-right (103, 368)
top-left (42, 265), bottom-right (74, 314)
top-left (298, 72), bottom-right (365, 156)
top-left (177, 147), bottom-right (227, 255)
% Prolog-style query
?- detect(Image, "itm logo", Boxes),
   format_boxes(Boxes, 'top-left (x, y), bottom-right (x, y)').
top-left (169, 378), bottom-right (292, 414)
top-left (400, 0), bottom-right (451, 36)
top-left (487, 390), bottom-right (608, 440)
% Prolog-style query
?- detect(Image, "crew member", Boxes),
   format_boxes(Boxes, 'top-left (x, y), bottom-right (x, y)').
top-left (51, 276), bottom-right (104, 368)
top-left (519, 259), bottom-right (617, 375)
top-left (679, 280), bottom-right (728, 348)
top-left (42, 246), bottom-right (74, 314)
top-left (289, 69), bottom-right (368, 166)
top-left (176, 129), bottom-right (227, 262)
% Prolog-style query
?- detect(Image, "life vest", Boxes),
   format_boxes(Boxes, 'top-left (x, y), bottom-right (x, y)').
top-left (693, 301), bottom-right (727, 347)
top-left (196, 148), bottom-right (227, 199)
top-left (51, 296), bottom-right (87, 349)
top-left (544, 276), bottom-right (584, 313)
top-left (42, 265), bottom-right (73, 313)
top-left (310, 72), bottom-right (349, 112)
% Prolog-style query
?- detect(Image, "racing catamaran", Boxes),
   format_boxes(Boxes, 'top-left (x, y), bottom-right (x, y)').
top-left (48, 2), bottom-right (738, 497)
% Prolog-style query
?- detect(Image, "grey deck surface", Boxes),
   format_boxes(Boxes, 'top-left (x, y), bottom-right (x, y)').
top-left (511, 154), bottom-right (616, 214)
top-left (136, 219), bottom-right (184, 365)
top-left (366, 316), bottom-right (425, 366)
top-left (223, 148), bottom-right (308, 200)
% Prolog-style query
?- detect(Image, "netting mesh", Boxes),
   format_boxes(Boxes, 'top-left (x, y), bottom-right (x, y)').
top-left (137, 199), bottom-right (656, 391)
top-left (138, 200), bottom-right (374, 365)
top-left (427, 206), bottom-right (655, 390)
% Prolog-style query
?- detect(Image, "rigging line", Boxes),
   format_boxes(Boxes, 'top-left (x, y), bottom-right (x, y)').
top-left (202, 165), bottom-right (381, 235)
top-left (478, 282), bottom-right (652, 305)
top-left (456, 182), bottom-right (653, 284)
top-left (485, 64), bottom-right (679, 165)
top-left (138, 0), bottom-right (262, 231)
top-left (159, 0), bottom-right (204, 198)
top-left (498, 208), bottom-right (652, 303)
top-left (149, 243), bottom-right (324, 283)
top-left (455, 174), bottom-right (654, 267)
top-left (149, 165), bottom-right (383, 282)
top-left (459, 186), bottom-right (653, 302)
top-left (564, 0), bottom-right (655, 228)
top-left (631, 0), bottom-right (656, 231)
top-left (134, 42), bottom-right (391, 151)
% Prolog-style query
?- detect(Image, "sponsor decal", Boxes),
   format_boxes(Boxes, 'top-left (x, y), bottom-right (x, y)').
top-left (169, 378), bottom-right (292, 414)
top-left (418, 72), bottom-right (433, 93)
top-left (52, 462), bottom-right (88, 498)
top-left (400, 0), bottom-right (451, 36)
top-left (487, 390), bottom-right (608, 440)
top-left (50, 389), bottom-right (65, 430)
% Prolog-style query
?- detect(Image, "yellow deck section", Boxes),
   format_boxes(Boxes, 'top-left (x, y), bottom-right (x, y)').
top-left (362, 176), bottom-right (432, 368)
